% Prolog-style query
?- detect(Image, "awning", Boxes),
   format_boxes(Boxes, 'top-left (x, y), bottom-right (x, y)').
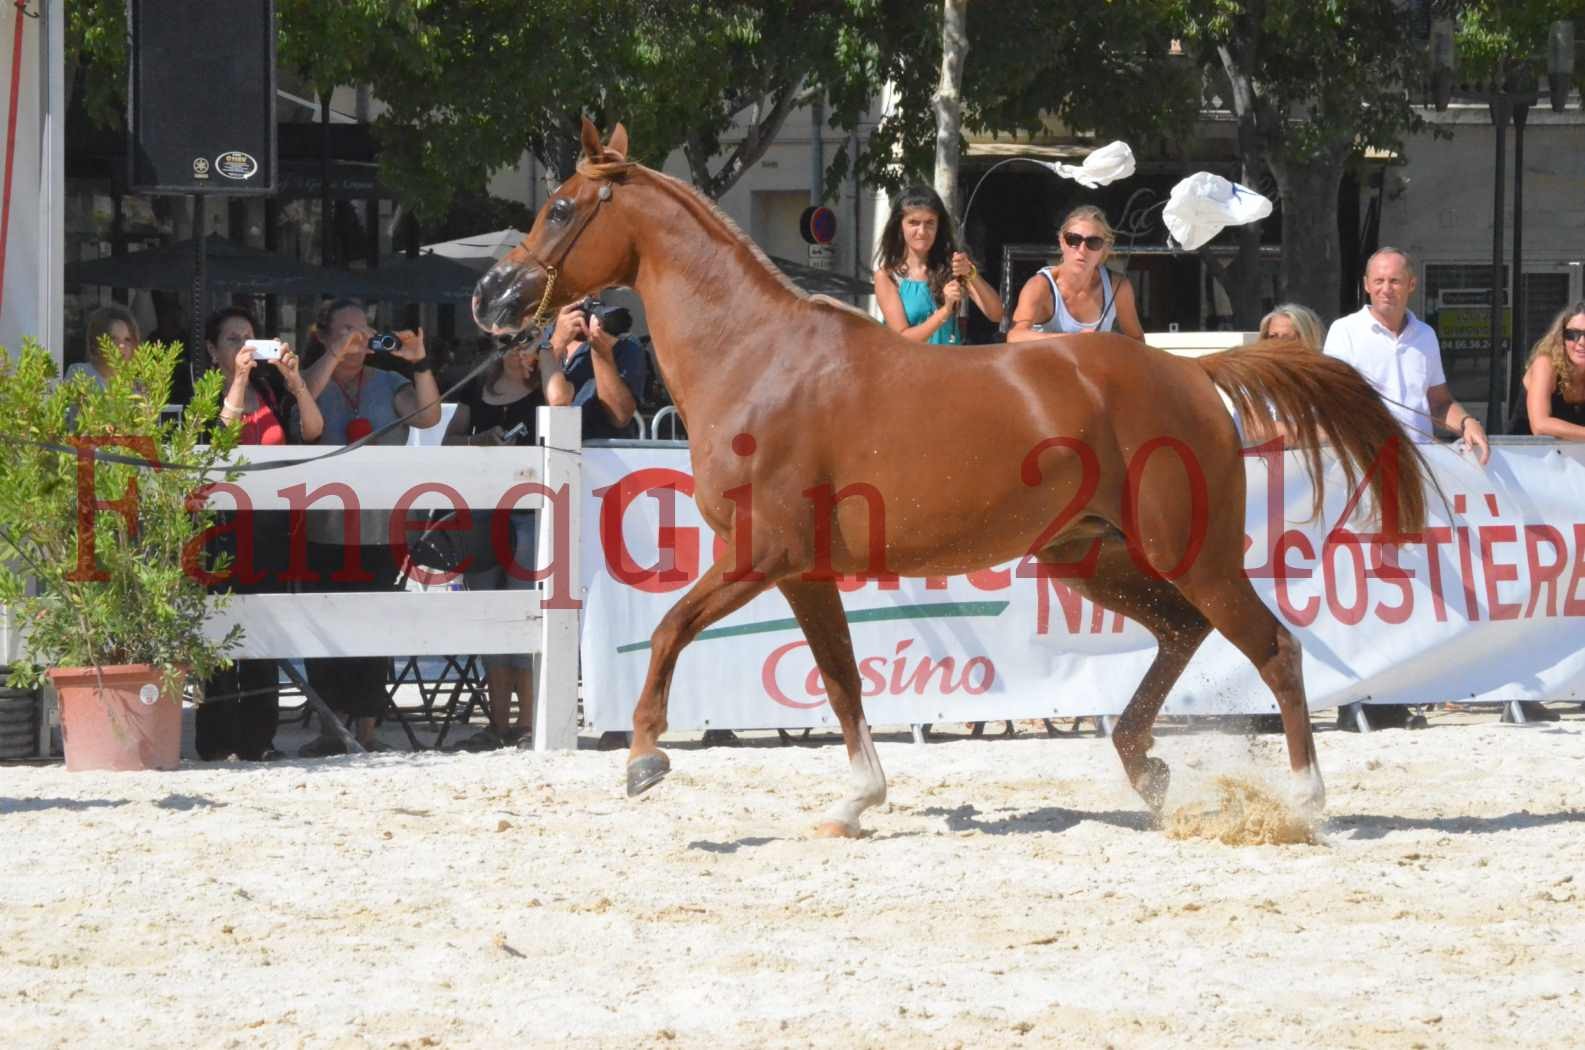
top-left (65, 236), bottom-right (481, 303)
top-left (420, 228), bottom-right (526, 271)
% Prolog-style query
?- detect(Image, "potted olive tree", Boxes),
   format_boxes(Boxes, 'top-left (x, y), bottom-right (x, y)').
top-left (0, 338), bottom-right (239, 770)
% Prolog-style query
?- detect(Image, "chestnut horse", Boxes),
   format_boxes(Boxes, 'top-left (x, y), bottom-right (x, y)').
top-left (474, 119), bottom-right (1429, 837)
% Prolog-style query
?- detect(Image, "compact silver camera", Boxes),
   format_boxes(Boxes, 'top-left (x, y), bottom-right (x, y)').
top-left (242, 339), bottom-right (283, 361)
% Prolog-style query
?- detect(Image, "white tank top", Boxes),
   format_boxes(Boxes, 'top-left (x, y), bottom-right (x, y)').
top-left (1040, 266), bottom-right (1117, 334)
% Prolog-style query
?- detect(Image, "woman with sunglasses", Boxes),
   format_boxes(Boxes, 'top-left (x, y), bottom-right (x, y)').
top-left (873, 184), bottom-right (1002, 345)
top-left (1512, 301), bottom-right (1585, 440)
top-left (1006, 205), bottom-right (1143, 342)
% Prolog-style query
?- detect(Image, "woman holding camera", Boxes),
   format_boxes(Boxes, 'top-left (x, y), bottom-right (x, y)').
top-left (441, 339), bottom-right (572, 751)
top-left (299, 298), bottom-right (441, 442)
top-left (209, 306), bottom-right (322, 443)
top-left (196, 307), bottom-right (321, 762)
top-left (445, 339), bottom-right (572, 448)
top-left (291, 298), bottom-right (441, 756)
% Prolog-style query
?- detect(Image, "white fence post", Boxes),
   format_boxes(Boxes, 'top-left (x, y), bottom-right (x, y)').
top-left (534, 406), bottom-right (583, 751)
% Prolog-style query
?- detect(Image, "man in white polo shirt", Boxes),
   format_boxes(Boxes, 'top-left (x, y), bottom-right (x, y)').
top-left (1324, 246), bottom-right (1490, 465)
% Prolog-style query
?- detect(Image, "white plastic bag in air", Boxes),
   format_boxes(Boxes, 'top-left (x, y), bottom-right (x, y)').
top-left (1049, 141), bottom-right (1136, 189)
top-left (1162, 172), bottom-right (1273, 251)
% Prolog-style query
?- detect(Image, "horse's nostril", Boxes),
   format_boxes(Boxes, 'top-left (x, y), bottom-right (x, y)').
top-left (472, 267), bottom-right (534, 331)
top-left (473, 268), bottom-right (508, 305)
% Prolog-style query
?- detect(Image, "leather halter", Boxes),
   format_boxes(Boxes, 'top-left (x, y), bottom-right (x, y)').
top-left (515, 180), bottom-right (615, 329)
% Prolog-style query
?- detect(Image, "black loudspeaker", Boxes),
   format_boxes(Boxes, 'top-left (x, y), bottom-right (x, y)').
top-left (128, 0), bottom-right (277, 195)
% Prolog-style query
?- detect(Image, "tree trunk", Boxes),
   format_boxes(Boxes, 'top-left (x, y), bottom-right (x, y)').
top-left (932, 0), bottom-right (968, 217)
top-left (1214, 44), bottom-right (1267, 329)
top-left (1224, 225), bottom-right (1266, 329)
top-left (1270, 150), bottom-right (1348, 322)
top-left (687, 80), bottom-right (804, 200)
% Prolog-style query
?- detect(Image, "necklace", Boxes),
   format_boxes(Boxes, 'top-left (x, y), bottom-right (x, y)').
top-left (335, 370), bottom-right (371, 442)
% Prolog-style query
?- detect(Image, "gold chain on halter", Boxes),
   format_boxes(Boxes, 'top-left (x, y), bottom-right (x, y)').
top-left (530, 266), bottom-right (559, 329)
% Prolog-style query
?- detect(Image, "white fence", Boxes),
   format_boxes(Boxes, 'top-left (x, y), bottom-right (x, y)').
top-left (1143, 330), bottom-right (1260, 356)
top-left (201, 406), bottom-right (584, 750)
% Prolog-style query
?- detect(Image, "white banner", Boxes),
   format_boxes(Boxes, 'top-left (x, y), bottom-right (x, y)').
top-left (580, 443), bottom-right (1585, 731)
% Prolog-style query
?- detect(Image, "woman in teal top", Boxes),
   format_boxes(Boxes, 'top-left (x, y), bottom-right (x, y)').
top-left (873, 184), bottom-right (1002, 345)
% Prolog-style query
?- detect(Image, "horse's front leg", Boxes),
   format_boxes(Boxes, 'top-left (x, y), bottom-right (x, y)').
top-left (626, 559), bottom-right (776, 797)
top-left (777, 578), bottom-right (887, 838)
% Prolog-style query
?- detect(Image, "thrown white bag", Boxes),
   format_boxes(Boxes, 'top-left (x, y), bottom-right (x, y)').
top-left (1048, 141), bottom-right (1135, 189)
top-left (1162, 172), bottom-right (1273, 251)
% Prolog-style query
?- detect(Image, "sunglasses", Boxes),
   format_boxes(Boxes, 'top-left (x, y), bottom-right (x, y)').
top-left (1062, 231), bottom-right (1107, 252)
top-left (1564, 328), bottom-right (1585, 343)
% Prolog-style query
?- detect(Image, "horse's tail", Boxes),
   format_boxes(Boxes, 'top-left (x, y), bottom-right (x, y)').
top-left (1195, 342), bottom-right (1429, 535)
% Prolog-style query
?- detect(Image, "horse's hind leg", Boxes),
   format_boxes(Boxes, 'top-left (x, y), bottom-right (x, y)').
top-left (1040, 533), bottom-right (1210, 813)
top-left (626, 560), bottom-right (775, 797)
top-left (1175, 572), bottom-right (1324, 814)
top-left (777, 578), bottom-right (886, 838)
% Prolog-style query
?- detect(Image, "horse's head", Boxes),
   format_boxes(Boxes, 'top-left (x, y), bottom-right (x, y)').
top-left (472, 118), bottom-right (638, 336)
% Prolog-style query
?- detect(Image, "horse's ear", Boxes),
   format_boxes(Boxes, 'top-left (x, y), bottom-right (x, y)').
top-left (579, 116), bottom-right (602, 160)
top-left (606, 123), bottom-right (629, 160)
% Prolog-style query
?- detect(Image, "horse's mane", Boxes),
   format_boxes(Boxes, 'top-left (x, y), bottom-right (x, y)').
top-left (578, 152), bottom-right (820, 306)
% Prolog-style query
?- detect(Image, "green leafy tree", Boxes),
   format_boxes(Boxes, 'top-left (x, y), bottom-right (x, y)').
top-left (1449, 1), bottom-right (1579, 87)
top-left (272, 0), bottom-right (900, 215)
top-left (64, 0), bottom-right (128, 127)
top-left (849, 0), bottom-right (1198, 195)
top-left (68, 2), bottom-right (899, 216)
top-left (1169, 0), bottom-right (1433, 324)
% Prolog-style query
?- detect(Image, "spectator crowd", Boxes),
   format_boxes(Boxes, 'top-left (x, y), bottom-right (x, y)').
top-left (59, 188), bottom-right (1584, 756)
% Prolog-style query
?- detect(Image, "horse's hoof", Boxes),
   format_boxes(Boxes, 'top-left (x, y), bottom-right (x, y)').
top-left (626, 751), bottom-right (671, 797)
top-left (1136, 756), bottom-right (1171, 813)
top-left (1288, 768), bottom-right (1326, 817)
top-left (813, 820), bottom-right (860, 839)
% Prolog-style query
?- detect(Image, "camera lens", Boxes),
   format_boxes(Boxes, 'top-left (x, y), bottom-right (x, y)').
top-left (368, 333), bottom-right (399, 352)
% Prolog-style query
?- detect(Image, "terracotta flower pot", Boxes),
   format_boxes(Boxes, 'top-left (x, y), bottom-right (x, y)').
top-left (47, 664), bottom-right (183, 772)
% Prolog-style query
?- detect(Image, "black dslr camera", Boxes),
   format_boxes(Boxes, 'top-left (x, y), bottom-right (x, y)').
top-left (579, 297), bottom-right (633, 337)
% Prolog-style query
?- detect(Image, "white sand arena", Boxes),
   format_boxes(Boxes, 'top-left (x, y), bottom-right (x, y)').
top-left (3, 714), bottom-right (1583, 1048)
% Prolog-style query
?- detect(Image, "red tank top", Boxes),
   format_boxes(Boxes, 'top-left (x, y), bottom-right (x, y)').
top-left (238, 387), bottom-right (287, 445)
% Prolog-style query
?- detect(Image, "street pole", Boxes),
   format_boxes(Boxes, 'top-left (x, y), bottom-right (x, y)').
top-left (190, 195), bottom-right (206, 370)
top-left (1486, 96), bottom-right (1509, 430)
top-left (320, 94), bottom-right (334, 268)
top-left (1508, 101), bottom-right (1529, 425)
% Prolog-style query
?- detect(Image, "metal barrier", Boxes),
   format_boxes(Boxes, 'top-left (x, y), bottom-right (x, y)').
top-left (649, 405), bottom-right (684, 440)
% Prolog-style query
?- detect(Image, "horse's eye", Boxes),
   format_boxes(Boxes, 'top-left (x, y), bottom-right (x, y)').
top-left (548, 198), bottom-right (575, 226)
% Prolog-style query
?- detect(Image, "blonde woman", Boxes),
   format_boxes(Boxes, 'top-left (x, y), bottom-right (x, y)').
top-left (1007, 205), bottom-right (1143, 341)
top-left (1512, 301), bottom-right (1585, 439)
top-left (65, 304), bottom-right (141, 386)
top-left (1244, 304), bottom-right (1326, 445)
top-left (1258, 303), bottom-right (1324, 351)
